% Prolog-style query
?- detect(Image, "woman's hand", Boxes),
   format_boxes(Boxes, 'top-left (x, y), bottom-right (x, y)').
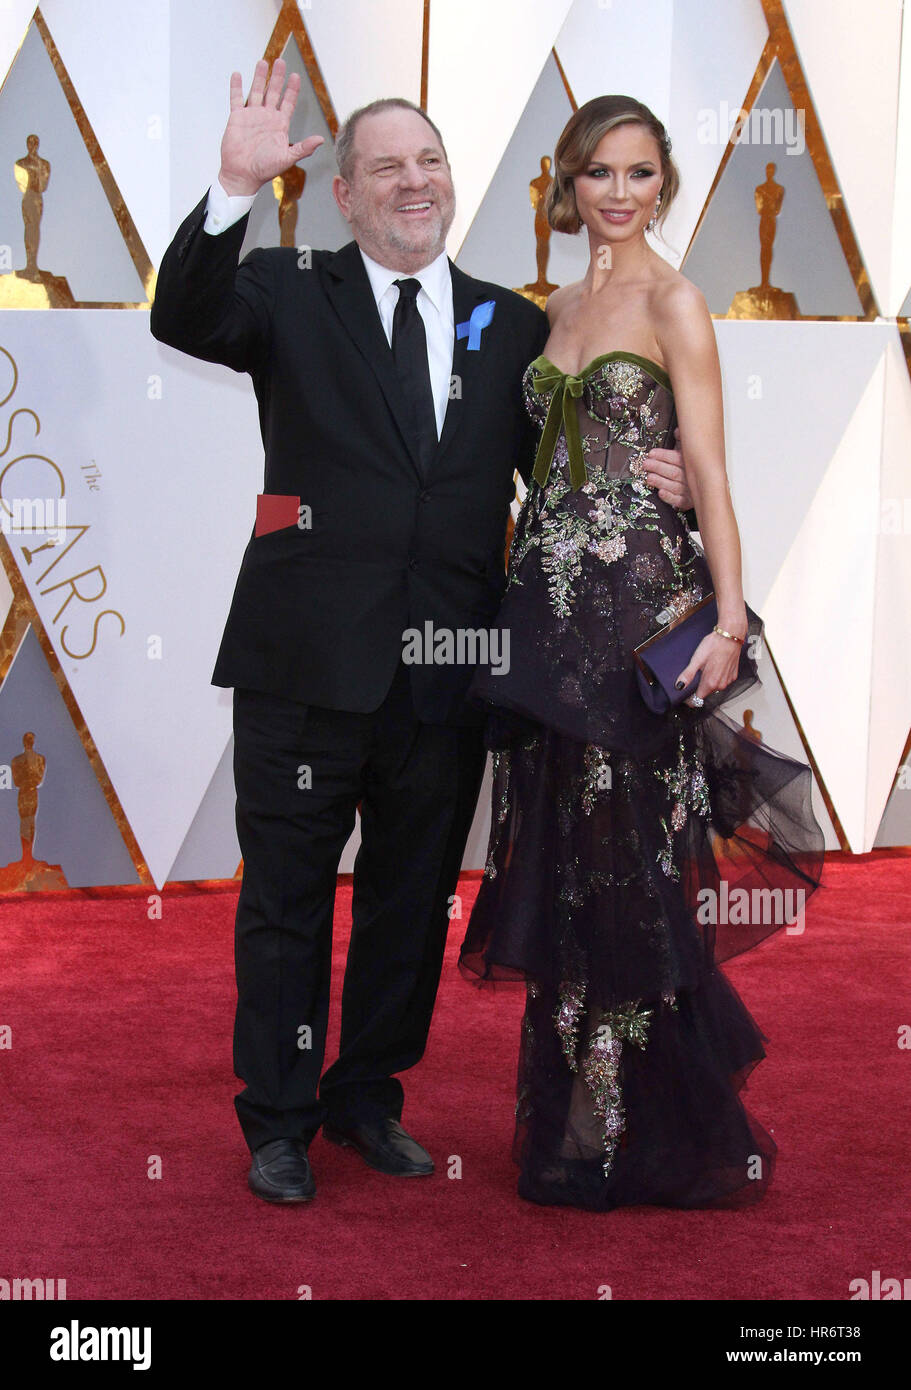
top-left (675, 625), bottom-right (745, 703)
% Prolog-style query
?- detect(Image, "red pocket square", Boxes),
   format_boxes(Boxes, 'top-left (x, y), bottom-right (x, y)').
top-left (256, 493), bottom-right (300, 537)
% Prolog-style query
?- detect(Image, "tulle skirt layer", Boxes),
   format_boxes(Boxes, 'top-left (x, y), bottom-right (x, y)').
top-left (459, 703), bottom-right (824, 1211)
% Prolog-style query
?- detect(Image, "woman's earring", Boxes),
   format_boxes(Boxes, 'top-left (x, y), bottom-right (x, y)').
top-left (647, 194), bottom-right (662, 231)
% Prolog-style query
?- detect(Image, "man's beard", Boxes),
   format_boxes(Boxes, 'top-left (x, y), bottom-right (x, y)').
top-left (349, 187), bottom-right (455, 263)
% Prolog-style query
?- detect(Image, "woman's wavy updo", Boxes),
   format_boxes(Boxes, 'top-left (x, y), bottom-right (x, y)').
top-left (545, 95), bottom-right (680, 237)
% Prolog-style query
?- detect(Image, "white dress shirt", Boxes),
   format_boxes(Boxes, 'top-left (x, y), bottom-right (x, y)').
top-left (204, 177), bottom-right (454, 437)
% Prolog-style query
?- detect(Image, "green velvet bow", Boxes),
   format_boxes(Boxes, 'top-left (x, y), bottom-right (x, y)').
top-left (531, 364), bottom-right (587, 491)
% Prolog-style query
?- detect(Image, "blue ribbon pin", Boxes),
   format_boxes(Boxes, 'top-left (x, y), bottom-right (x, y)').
top-left (456, 299), bottom-right (496, 351)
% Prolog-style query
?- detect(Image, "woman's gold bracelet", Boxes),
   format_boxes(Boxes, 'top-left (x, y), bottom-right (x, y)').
top-left (713, 624), bottom-right (744, 645)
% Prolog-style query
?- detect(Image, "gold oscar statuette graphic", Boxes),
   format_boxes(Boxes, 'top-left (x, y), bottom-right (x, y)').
top-left (514, 156), bottom-right (560, 310)
top-left (272, 164), bottom-right (307, 247)
top-left (0, 135), bottom-right (75, 308)
top-left (0, 731), bottom-right (68, 890)
top-left (741, 709), bottom-right (763, 746)
top-left (713, 709), bottom-right (774, 869)
top-left (727, 162), bottom-right (800, 319)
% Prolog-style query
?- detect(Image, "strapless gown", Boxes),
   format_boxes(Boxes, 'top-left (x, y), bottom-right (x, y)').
top-left (459, 351), bottom-right (824, 1211)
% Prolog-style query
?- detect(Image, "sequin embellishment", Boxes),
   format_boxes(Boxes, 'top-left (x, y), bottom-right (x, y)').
top-left (582, 1002), bottom-right (654, 1177)
top-left (655, 724), bottom-right (711, 878)
top-left (554, 980), bottom-right (586, 1066)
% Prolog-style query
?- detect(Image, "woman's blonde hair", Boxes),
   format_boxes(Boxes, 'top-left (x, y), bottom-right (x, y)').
top-left (546, 95), bottom-right (680, 237)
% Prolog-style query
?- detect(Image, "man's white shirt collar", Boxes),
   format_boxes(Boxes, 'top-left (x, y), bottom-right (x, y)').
top-left (358, 246), bottom-right (452, 315)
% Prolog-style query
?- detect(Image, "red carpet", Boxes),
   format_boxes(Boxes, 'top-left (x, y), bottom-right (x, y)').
top-left (1, 856), bottom-right (909, 1301)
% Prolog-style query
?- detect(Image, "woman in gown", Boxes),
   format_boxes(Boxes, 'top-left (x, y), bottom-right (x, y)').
top-left (459, 95), bottom-right (824, 1211)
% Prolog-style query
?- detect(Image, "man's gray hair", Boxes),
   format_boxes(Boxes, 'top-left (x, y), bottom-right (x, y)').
top-left (334, 98), bottom-right (448, 181)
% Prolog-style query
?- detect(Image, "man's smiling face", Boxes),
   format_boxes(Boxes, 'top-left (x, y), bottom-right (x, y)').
top-left (333, 107), bottom-right (456, 272)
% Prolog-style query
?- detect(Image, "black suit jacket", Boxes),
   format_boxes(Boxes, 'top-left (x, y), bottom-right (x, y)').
top-left (150, 193), bottom-right (549, 724)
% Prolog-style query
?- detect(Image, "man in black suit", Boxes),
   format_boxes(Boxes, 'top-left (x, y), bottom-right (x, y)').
top-left (151, 58), bottom-right (692, 1203)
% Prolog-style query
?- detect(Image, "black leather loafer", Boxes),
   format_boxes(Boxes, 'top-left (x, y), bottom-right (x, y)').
top-left (322, 1117), bottom-right (434, 1176)
top-left (248, 1138), bottom-right (316, 1203)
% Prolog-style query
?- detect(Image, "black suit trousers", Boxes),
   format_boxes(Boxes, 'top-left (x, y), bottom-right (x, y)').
top-left (231, 660), bottom-right (486, 1151)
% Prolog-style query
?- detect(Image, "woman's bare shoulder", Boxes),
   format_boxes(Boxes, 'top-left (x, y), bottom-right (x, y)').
top-left (650, 266), bottom-right (710, 325)
top-left (544, 282), bottom-right (578, 324)
top-left (650, 265), bottom-right (723, 372)
top-left (650, 269), bottom-right (714, 357)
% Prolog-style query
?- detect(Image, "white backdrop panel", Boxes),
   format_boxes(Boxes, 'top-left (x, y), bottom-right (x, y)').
top-left (0, 311), bottom-right (265, 886)
top-left (893, 0), bottom-right (911, 314)
top-left (0, 1), bottom-right (906, 883)
top-left (430, 0), bottom-right (575, 255)
top-left (40, 0), bottom-right (171, 282)
top-left (866, 338), bottom-right (911, 847)
top-left (455, 51), bottom-right (589, 289)
top-left (303, 0), bottom-right (425, 118)
top-left (764, 356), bottom-right (884, 851)
top-left (0, 23), bottom-right (145, 301)
top-left (167, 0), bottom-right (282, 261)
top-left (714, 321), bottom-right (886, 611)
top-left (555, 0), bottom-right (673, 120)
top-left (783, 0), bottom-right (901, 315)
top-left (554, 0), bottom-right (770, 268)
top-left (874, 759), bottom-right (911, 849)
top-left (665, 0), bottom-right (768, 266)
top-left (682, 62), bottom-right (863, 317)
top-left (0, 1), bottom-right (40, 89)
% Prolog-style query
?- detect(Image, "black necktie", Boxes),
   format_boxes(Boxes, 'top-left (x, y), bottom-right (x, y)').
top-left (391, 277), bottom-right (438, 473)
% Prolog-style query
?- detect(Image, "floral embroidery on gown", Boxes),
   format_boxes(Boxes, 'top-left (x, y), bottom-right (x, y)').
top-left (459, 351), bottom-right (824, 1210)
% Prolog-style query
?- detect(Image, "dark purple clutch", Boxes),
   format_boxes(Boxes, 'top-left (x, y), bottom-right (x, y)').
top-left (632, 593), bottom-right (760, 714)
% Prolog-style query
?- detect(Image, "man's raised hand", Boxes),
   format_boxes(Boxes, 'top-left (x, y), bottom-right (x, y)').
top-left (218, 58), bottom-right (324, 198)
